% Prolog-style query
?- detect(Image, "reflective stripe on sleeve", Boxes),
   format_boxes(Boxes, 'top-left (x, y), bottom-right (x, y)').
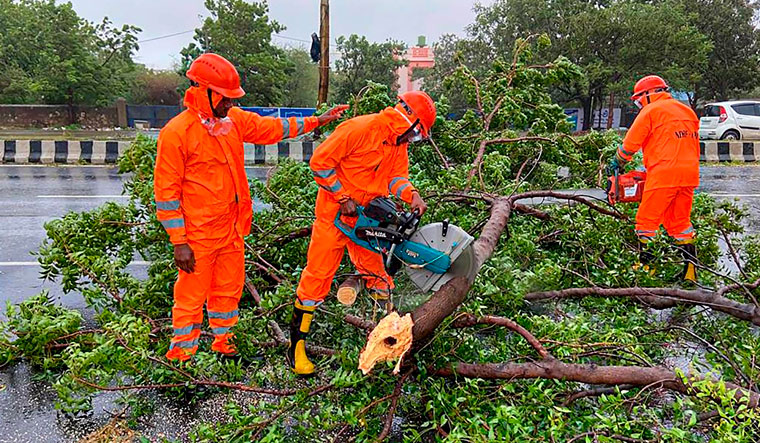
top-left (395, 183), bottom-right (410, 199)
top-left (161, 218), bottom-right (185, 229)
top-left (312, 168), bottom-right (336, 179)
top-left (281, 118), bottom-right (291, 139)
top-left (319, 180), bottom-right (343, 193)
top-left (156, 200), bottom-right (180, 211)
top-left (389, 177), bottom-right (406, 192)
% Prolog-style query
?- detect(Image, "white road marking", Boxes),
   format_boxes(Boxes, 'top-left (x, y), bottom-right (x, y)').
top-left (36, 195), bottom-right (128, 198)
top-left (0, 260), bottom-right (150, 267)
top-left (710, 193), bottom-right (760, 197)
top-left (0, 164), bottom-right (120, 168)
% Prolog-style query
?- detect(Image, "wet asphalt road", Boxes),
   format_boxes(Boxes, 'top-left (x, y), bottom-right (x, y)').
top-left (1, 164), bottom-right (760, 442)
top-left (0, 165), bottom-right (270, 313)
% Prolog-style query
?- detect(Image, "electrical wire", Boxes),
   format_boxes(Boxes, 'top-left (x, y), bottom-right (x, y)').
top-left (138, 29), bottom-right (195, 43)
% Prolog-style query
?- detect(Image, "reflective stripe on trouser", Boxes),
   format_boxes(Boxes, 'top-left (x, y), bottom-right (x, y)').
top-left (167, 238), bottom-right (244, 360)
top-left (635, 186), bottom-right (696, 242)
top-left (297, 216), bottom-right (394, 303)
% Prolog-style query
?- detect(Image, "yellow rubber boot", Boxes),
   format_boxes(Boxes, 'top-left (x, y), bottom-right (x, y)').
top-left (676, 239), bottom-right (698, 283)
top-left (286, 300), bottom-right (317, 376)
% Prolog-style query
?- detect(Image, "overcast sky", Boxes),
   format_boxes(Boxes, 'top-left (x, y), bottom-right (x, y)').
top-left (60, 0), bottom-right (492, 70)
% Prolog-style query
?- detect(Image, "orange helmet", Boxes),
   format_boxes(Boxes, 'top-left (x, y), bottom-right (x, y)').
top-left (631, 75), bottom-right (668, 101)
top-left (397, 91), bottom-right (436, 136)
top-left (186, 53), bottom-right (245, 99)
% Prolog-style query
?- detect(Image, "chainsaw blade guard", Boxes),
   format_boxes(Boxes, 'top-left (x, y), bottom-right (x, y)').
top-left (405, 222), bottom-right (477, 292)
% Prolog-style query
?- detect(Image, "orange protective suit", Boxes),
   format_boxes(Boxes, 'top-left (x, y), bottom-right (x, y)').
top-left (155, 86), bottom-right (318, 360)
top-left (296, 108), bottom-right (418, 306)
top-left (617, 92), bottom-right (700, 241)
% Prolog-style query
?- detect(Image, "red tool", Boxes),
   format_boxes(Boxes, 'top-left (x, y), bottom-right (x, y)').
top-left (607, 170), bottom-right (646, 205)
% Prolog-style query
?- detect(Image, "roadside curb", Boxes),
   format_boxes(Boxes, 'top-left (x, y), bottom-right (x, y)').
top-left (2, 140), bottom-right (131, 164)
top-left (1, 139), bottom-right (318, 165)
top-left (700, 141), bottom-right (760, 162)
top-left (4, 139), bottom-right (755, 165)
top-left (243, 141), bottom-right (318, 165)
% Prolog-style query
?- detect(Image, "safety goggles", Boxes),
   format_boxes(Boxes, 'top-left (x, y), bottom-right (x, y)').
top-left (631, 88), bottom-right (668, 109)
top-left (393, 106), bottom-right (426, 145)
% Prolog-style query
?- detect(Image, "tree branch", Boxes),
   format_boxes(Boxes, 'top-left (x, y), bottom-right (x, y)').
top-left (525, 286), bottom-right (760, 326)
top-left (453, 313), bottom-right (552, 360)
top-left (435, 360), bottom-right (759, 408)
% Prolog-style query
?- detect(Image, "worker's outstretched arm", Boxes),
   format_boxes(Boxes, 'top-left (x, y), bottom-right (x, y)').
top-left (232, 105), bottom-right (348, 145)
top-left (232, 108), bottom-right (320, 145)
top-left (154, 129), bottom-right (188, 245)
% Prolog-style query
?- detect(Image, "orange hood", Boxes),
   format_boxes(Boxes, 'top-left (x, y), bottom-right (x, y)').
top-left (183, 86), bottom-right (224, 119)
top-left (639, 91), bottom-right (672, 109)
top-left (378, 106), bottom-right (416, 145)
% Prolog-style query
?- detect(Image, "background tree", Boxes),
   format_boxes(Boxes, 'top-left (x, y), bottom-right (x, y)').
top-left (127, 67), bottom-right (183, 105)
top-left (0, 0), bottom-right (140, 109)
top-left (431, 0), bottom-right (712, 128)
top-left (682, 0), bottom-right (760, 106)
top-left (566, 0), bottom-right (710, 122)
top-left (281, 48), bottom-right (319, 107)
top-left (179, 0), bottom-right (292, 107)
top-left (332, 34), bottom-right (406, 103)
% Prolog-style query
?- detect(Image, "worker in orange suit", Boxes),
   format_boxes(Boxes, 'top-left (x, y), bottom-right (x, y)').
top-left (609, 75), bottom-right (700, 282)
top-left (155, 53), bottom-right (346, 362)
top-left (288, 91), bottom-right (436, 376)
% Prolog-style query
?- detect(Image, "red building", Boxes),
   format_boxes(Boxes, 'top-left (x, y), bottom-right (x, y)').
top-left (397, 36), bottom-right (435, 94)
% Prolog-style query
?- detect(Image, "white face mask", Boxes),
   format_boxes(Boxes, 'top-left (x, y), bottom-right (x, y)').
top-left (200, 114), bottom-right (233, 137)
top-left (633, 99), bottom-right (643, 110)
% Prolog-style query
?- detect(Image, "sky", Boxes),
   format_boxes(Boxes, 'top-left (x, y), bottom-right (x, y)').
top-left (60, 0), bottom-right (492, 70)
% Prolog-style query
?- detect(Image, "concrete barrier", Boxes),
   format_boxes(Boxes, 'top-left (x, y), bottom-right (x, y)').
top-left (1, 139), bottom-right (317, 166)
top-left (2, 140), bottom-right (132, 164)
top-left (243, 141), bottom-right (317, 165)
top-left (4, 139), bottom-right (757, 166)
top-left (700, 141), bottom-right (760, 162)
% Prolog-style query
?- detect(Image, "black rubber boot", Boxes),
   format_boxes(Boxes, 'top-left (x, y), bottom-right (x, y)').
top-left (635, 239), bottom-right (655, 274)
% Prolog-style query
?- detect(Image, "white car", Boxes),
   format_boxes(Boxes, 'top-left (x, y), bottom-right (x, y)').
top-left (699, 101), bottom-right (760, 140)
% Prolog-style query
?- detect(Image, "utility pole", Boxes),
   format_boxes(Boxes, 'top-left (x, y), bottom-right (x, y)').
top-left (317, 0), bottom-right (330, 105)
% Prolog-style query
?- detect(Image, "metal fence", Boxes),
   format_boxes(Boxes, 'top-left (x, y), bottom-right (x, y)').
top-left (126, 105), bottom-right (182, 128)
top-left (125, 105), bottom-right (317, 129)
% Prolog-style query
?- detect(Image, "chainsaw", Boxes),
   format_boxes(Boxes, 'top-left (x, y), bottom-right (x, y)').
top-left (606, 169), bottom-right (647, 205)
top-left (334, 197), bottom-right (478, 292)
